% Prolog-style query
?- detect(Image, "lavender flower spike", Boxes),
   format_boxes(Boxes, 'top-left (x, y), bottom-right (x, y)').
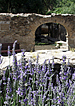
top-left (36, 53), bottom-right (39, 63)
top-left (8, 46), bottom-right (10, 71)
top-left (20, 49), bottom-right (26, 67)
top-left (12, 40), bottom-right (17, 55)
top-left (13, 40), bottom-right (17, 49)
top-left (12, 41), bottom-right (17, 79)
top-left (8, 46), bottom-right (10, 57)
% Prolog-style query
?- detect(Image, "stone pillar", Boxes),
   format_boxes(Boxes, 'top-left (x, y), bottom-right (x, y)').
top-left (58, 24), bottom-right (61, 40)
top-left (52, 23), bottom-right (54, 38)
top-left (46, 23), bottom-right (52, 37)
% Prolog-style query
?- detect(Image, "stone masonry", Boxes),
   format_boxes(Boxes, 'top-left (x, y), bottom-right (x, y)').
top-left (0, 13), bottom-right (75, 51)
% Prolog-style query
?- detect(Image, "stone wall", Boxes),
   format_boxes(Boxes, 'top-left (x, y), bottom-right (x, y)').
top-left (0, 13), bottom-right (75, 51)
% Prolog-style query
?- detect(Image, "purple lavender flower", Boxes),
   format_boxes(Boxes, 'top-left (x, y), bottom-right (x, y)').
top-left (72, 72), bottom-right (75, 80)
top-left (8, 46), bottom-right (10, 57)
top-left (12, 41), bottom-right (18, 80)
top-left (28, 59), bottom-right (32, 73)
top-left (28, 87), bottom-right (32, 105)
top-left (62, 55), bottom-right (66, 62)
top-left (32, 91), bottom-right (38, 106)
top-left (2, 71), bottom-right (6, 85)
top-left (20, 49), bottom-right (26, 69)
top-left (23, 98), bottom-right (28, 105)
top-left (17, 71), bottom-right (26, 98)
top-left (1, 51), bottom-right (75, 105)
top-left (12, 40), bottom-right (17, 55)
top-left (0, 79), bottom-right (2, 93)
top-left (36, 53), bottom-right (39, 63)
top-left (4, 77), bottom-right (12, 105)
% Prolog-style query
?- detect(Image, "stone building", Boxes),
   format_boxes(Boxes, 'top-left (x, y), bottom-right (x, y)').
top-left (0, 13), bottom-right (75, 51)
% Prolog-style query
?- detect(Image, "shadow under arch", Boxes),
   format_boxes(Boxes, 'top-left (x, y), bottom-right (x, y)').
top-left (35, 22), bottom-right (68, 50)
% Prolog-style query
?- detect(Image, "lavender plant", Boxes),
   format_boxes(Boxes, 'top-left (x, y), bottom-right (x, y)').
top-left (0, 41), bottom-right (75, 106)
top-left (4, 77), bottom-right (12, 106)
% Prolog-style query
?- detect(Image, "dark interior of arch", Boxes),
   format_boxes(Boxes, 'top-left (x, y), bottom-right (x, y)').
top-left (35, 23), bottom-right (67, 45)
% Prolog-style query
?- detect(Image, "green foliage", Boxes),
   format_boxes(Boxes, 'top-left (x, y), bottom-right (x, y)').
top-left (25, 0), bottom-right (45, 14)
top-left (0, 0), bottom-right (47, 14)
top-left (53, 0), bottom-right (75, 14)
top-left (0, 0), bottom-right (75, 14)
top-left (46, 10), bottom-right (53, 15)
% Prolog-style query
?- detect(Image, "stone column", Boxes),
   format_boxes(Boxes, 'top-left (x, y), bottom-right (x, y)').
top-left (46, 23), bottom-right (52, 37)
top-left (58, 24), bottom-right (61, 40)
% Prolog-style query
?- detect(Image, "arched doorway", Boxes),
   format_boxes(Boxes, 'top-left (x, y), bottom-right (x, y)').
top-left (35, 22), bottom-right (68, 50)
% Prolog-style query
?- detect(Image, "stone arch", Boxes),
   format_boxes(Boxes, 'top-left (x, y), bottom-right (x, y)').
top-left (31, 15), bottom-right (69, 38)
top-left (29, 14), bottom-right (75, 51)
top-left (0, 13), bottom-right (75, 51)
top-left (30, 16), bottom-right (69, 51)
top-left (35, 22), bottom-right (67, 44)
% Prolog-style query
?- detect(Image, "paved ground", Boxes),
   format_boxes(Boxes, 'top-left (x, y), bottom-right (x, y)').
top-left (35, 45), bottom-right (56, 50)
top-left (1, 48), bottom-right (75, 75)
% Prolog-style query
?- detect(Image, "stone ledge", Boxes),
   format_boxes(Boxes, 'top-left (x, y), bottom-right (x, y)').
top-left (0, 49), bottom-right (75, 70)
top-left (0, 13), bottom-right (75, 18)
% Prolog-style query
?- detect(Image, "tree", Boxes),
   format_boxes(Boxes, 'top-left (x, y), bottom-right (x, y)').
top-left (52, 0), bottom-right (75, 14)
top-left (43, 0), bottom-right (57, 10)
top-left (0, 0), bottom-right (74, 14)
top-left (0, 0), bottom-right (46, 14)
top-left (24, 0), bottom-right (45, 14)
top-left (0, 0), bottom-right (58, 14)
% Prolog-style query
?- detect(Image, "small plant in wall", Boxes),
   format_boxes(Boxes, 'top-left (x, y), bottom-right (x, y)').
top-left (17, 15), bottom-right (19, 17)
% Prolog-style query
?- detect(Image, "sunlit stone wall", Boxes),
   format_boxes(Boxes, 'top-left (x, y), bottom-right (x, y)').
top-left (0, 13), bottom-right (75, 51)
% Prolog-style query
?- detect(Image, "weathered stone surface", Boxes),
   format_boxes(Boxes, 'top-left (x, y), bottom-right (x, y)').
top-left (1, 49), bottom-right (75, 74)
top-left (0, 13), bottom-right (75, 51)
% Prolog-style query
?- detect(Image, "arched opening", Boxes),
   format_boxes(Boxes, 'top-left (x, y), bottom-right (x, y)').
top-left (35, 22), bottom-right (68, 50)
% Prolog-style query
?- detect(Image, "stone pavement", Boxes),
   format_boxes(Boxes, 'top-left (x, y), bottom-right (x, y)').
top-left (0, 49), bottom-right (75, 73)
